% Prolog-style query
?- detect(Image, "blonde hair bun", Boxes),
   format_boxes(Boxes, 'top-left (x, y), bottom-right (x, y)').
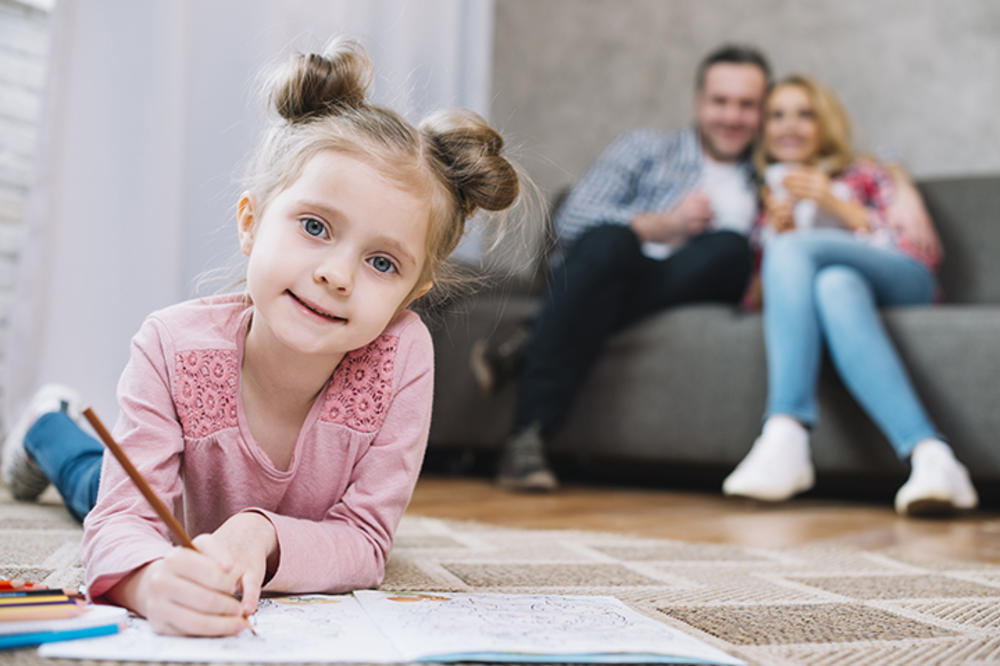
top-left (420, 108), bottom-right (520, 215)
top-left (270, 39), bottom-right (372, 122)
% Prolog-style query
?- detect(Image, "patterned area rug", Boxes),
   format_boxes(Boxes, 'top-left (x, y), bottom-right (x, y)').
top-left (3, 488), bottom-right (1000, 665)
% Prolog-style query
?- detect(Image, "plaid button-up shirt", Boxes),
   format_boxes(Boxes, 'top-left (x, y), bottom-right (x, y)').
top-left (554, 125), bottom-right (754, 260)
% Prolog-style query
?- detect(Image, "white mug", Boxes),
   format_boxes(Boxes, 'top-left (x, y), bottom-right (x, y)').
top-left (765, 163), bottom-right (817, 230)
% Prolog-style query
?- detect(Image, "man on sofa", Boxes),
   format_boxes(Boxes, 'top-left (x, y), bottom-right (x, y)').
top-left (495, 44), bottom-right (769, 490)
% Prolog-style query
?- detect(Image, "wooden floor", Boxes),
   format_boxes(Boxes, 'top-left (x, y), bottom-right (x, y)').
top-left (408, 476), bottom-right (1000, 565)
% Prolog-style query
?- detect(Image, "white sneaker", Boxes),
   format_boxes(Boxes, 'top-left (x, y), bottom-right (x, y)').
top-left (1, 384), bottom-right (84, 500)
top-left (723, 415), bottom-right (814, 502)
top-left (895, 439), bottom-right (979, 516)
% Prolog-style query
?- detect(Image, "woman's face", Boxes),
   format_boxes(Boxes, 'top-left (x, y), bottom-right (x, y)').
top-left (763, 84), bottom-right (820, 164)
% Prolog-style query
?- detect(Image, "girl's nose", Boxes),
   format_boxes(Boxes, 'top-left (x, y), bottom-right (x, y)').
top-left (315, 256), bottom-right (353, 294)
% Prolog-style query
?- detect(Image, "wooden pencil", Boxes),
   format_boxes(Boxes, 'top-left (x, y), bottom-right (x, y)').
top-left (82, 408), bottom-right (195, 549)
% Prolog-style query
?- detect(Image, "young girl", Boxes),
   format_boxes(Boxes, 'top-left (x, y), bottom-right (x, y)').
top-left (1, 39), bottom-right (521, 636)
top-left (722, 75), bottom-right (978, 515)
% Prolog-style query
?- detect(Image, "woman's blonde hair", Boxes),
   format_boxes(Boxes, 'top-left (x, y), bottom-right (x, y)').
top-left (241, 39), bottom-right (522, 298)
top-left (754, 74), bottom-right (854, 177)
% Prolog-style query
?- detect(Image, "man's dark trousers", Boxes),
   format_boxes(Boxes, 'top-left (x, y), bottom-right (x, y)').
top-left (511, 224), bottom-right (752, 437)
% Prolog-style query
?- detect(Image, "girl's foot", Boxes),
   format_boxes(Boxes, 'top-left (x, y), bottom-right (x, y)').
top-left (723, 415), bottom-right (814, 501)
top-left (2, 384), bottom-right (84, 500)
top-left (895, 439), bottom-right (978, 516)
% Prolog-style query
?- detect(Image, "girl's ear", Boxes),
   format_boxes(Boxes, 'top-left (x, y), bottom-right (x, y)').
top-left (237, 192), bottom-right (258, 256)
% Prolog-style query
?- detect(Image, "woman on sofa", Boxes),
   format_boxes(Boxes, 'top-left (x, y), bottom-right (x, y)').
top-left (722, 74), bottom-right (978, 516)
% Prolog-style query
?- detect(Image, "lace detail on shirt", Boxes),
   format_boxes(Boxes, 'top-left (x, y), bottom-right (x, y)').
top-left (174, 350), bottom-right (240, 438)
top-left (320, 334), bottom-right (398, 433)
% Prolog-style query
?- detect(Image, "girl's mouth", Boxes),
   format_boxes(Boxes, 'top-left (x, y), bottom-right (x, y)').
top-left (286, 290), bottom-right (346, 323)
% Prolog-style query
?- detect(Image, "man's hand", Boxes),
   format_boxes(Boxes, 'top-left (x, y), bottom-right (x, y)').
top-left (631, 191), bottom-right (713, 244)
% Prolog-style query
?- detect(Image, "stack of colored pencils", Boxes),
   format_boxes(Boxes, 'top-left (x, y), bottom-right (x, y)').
top-left (0, 580), bottom-right (126, 650)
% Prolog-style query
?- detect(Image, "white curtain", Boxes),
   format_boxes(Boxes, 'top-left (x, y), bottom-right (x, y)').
top-left (5, 0), bottom-right (495, 423)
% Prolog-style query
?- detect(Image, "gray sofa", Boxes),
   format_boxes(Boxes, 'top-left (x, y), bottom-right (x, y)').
top-left (425, 176), bottom-right (1000, 496)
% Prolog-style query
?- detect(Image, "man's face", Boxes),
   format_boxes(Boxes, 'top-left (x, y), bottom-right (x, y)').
top-left (696, 63), bottom-right (767, 162)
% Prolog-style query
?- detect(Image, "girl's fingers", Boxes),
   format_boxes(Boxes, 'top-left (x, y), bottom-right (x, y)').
top-left (165, 573), bottom-right (244, 617)
top-left (143, 565), bottom-right (246, 637)
top-left (156, 602), bottom-right (248, 637)
top-left (239, 570), bottom-right (263, 616)
top-left (160, 547), bottom-right (241, 598)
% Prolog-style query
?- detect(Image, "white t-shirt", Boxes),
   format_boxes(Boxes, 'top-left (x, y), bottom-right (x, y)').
top-left (640, 157), bottom-right (756, 260)
top-left (701, 157), bottom-right (757, 234)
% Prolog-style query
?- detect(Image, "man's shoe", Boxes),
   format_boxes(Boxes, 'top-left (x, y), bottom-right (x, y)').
top-left (470, 321), bottom-right (531, 394)
top-left (495, 424), bottom-right (558, 492)
top-left (2, 384), bottom-right (84, 500)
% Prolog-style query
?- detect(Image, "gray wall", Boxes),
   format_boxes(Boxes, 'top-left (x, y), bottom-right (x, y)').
top-left (492, 0), bottom-right (1000, 204)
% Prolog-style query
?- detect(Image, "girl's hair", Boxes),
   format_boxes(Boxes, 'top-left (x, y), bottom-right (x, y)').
top-left (754, 74), bottom-right (854, 177)
top-left (242, 39), bottom-right (522, 296)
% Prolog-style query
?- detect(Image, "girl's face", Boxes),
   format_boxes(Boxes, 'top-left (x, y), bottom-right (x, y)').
top-left (239, 150), bottom-right (432, 362)
top-left (763, 84), bottom-right (820, 164)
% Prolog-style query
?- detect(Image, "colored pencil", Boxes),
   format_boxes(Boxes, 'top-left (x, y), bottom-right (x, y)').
top-left (0, 603), bottom-right (127, 638)
top-left (0, 622), bottom-right (121, 650)
top-left (0, 589), bottom-right (81, 600)
top-left (82, 408), bottom-right (195, 549)
top-left (0, 596), bottom-right (72, 606)
top-left (0, 603), bottom-right (83, 622)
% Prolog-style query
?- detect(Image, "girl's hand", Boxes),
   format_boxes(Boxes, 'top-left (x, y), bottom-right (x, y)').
top-left (783, 166), bottom-right (833, 207)
top-left (208, 512), bottom-right (279, 616)
top-left (110, 545), bottom-right (247, 636)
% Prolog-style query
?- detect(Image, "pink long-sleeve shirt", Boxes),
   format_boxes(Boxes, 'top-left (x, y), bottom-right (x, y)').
top-left (80, 294), bottom-right (433, 601)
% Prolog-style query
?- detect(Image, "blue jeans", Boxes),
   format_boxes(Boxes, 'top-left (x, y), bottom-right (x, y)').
top-left (24, 412), bottom-right (103, 522)
top-left (763, 229), bottom-right (939, 458)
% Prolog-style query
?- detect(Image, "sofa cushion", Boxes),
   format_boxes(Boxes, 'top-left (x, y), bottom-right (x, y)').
top-left (920, 177), bottom-right (1000, 304)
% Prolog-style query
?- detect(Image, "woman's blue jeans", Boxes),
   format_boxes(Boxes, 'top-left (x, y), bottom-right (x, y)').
top-left (24, 412), bottom-right (103, 522)
top-left (763, 229), bottom-right (939, 458)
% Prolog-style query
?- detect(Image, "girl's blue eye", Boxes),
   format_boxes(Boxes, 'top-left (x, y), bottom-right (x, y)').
top-left (370, 256), bottom-right (396, 274)
top-left (302, 218), bottom-right (326, 237)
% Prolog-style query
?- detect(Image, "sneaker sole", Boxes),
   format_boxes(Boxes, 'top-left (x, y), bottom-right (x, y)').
top-left (722, 471), bottom-right (814, 503)
top-left (902, 497), bottom-right (959, 517)
top-left (496, 471), bottom-right (559, 493)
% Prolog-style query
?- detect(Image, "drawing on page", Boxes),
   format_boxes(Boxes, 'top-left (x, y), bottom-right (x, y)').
top-left (375, 593), bottom-right (668, 643)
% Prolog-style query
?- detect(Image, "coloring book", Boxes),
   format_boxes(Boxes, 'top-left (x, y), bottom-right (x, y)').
top-left (40, 591), bottom-right (744, 665)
